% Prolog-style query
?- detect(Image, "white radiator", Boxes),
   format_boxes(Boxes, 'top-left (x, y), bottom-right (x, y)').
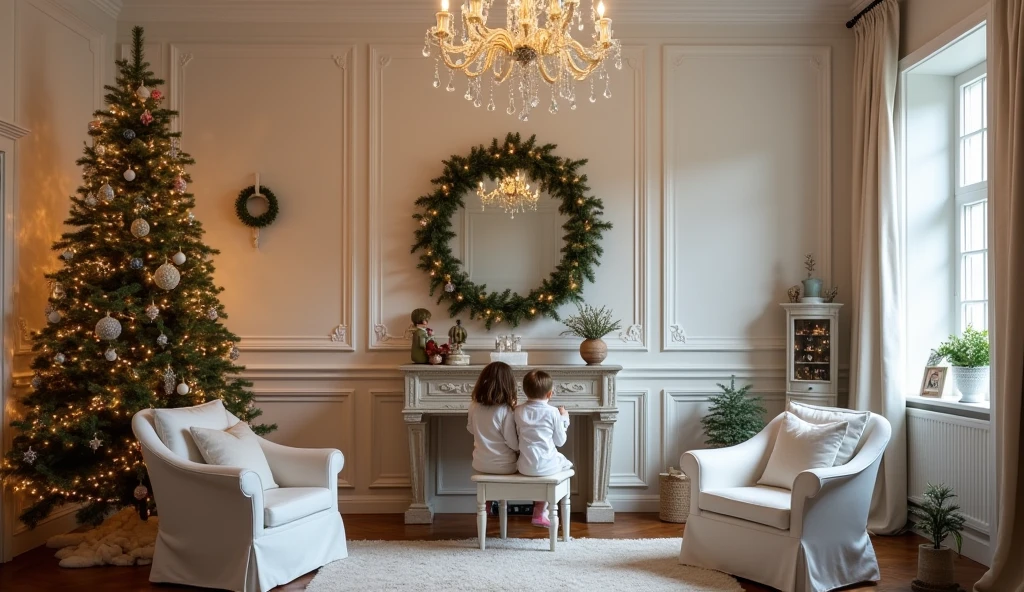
top-left (906, 408), bottom-right (991, 535)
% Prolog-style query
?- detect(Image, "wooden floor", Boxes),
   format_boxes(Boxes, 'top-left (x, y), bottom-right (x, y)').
top-left (0, 513), bottom-right (987, 591)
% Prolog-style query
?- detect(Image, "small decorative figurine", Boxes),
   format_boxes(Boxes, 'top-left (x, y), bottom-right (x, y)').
top-left (446, 319), bottom-right (470, 365)
top-left (824, 285), bottom-right (839, 303)
top-left (787, 285), bottom-right (801, 303)
top-left (410, 308), bottom-right (432, 364)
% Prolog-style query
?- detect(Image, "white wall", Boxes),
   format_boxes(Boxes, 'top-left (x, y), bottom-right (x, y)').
top-left (2, 10), bottom-right (855, 540)
top-left (900, 0), bottom-right (989, 59)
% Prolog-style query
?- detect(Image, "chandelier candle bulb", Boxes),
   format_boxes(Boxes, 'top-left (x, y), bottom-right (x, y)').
top-left (437, 0), bottom-right (451, 36)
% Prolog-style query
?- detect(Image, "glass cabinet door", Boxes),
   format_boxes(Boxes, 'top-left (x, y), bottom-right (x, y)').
top-left (793, 318), bottom-right (831, 382)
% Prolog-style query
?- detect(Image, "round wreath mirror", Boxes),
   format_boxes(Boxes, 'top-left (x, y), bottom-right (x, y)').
top-left (412, 133), bottom-right (611, 329)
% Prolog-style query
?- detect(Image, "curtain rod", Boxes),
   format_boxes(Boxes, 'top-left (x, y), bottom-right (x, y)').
top-left (846, 0), bottom-right (886, 29)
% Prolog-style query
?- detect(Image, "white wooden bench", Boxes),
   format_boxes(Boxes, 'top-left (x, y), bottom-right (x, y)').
top-left (471, 470), bottom-right (574, 551)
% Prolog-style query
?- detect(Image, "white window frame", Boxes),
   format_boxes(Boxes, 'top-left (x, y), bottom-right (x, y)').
top-left (954, 62), bottom-right (988, 334)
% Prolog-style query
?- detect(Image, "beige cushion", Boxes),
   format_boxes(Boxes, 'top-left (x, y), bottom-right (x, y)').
top-left (700, 486), bottom-right (792, 530)
top-left (263, 487), bottom-right (334, 527)
top-left (189, 422), bottom-right (279, 489)
top-left (788, 401), bottom-right (870, 465)
top-left (757, 412), bottom-right (848, 490)
top-left (153, 400), bottom-right (232, 463)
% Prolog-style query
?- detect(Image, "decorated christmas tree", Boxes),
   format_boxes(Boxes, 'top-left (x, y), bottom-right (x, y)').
top-left (1, 27), bottom-right (271, 527)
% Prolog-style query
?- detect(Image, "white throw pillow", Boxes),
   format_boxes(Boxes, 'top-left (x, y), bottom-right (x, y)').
top-left (153, 399), bottom-right (231, 462)
top-left (757, 412), bottom-right (849, 490)
top-left (189, 422), bottom-right (279, 489)
top-left (787, 400), bottom-right (870, 465)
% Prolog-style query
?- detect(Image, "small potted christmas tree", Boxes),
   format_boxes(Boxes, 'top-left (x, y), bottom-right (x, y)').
top-left (700, 376), bottom-right (766, 448)
top-left (911, 483), bottom-right (966, 592)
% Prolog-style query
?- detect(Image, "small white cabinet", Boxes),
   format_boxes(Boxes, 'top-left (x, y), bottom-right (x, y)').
top-left (781, 303), bottom-right (842, 407)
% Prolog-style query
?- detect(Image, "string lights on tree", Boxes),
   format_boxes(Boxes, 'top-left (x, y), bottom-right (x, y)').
top-left (0, 27), bottom-right (274, 528)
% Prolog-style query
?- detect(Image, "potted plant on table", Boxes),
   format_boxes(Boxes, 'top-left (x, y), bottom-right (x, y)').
top-left (910, 483), bottom-right (966, 592)
top-left (700, 376), bottom-right (766, 448)
top-left (560, 303), bottom-right (621, 365)
top-left (935, 326), bottom-right (990, 403)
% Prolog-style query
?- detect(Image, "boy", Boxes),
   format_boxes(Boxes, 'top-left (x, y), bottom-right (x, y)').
top-left (516, 369), bottom-right (573, 526)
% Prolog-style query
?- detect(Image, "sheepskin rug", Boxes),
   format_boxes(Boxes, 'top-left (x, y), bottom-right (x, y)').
top-left (46, 508), bottom-right (157, 568)
top-left (308, 538), bottom-right (742, 591)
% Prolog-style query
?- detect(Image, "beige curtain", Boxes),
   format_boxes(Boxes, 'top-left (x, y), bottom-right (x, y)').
top-left (849, 0), bottom-right (907, 535)
top-left (976, 2), bottom-right (1024, 590)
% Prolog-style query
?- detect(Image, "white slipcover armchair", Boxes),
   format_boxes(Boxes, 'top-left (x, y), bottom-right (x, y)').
top-left (679, 411), bottom-right (892, 592)
top-left (132, 402), bottom-right (348, 592)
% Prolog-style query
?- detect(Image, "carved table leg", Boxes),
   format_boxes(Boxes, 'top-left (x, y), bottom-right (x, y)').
top-left (587, 412), bottom-right (617, 523)
top-left (404, 413), bottom-right (433, 524)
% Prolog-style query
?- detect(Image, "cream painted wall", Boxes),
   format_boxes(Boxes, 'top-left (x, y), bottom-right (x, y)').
top-left (2, 11), bottom-right (855, 541)
top-left (900, 0), bottom-right (989, 58)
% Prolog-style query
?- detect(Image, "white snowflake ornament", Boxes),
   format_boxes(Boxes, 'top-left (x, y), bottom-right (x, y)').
top-left (54, 353), bottom-right (66, 364)
top-left (23, 447), bottom-right (38, 465)
top-left (88, 433), bottom-right (103, 451)
top-left (145, 302), bottom-right (160, 321)
top-left (229, 346), bottom-right (240, 360)
top-left (156, 333), bottom-right (168, 347)
top-left (207, 307), bottom-right (219, 321)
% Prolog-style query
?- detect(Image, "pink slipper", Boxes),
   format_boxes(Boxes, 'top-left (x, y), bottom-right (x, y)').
top-left (531, 515), bottom-right (551, 528)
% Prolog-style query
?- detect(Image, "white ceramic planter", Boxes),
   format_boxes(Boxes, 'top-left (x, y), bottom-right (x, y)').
top-left (951, 365), bottom-right (989, 403)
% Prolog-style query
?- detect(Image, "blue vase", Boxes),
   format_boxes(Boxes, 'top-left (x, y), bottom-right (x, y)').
top-left (802, 278), bottom-right (823, 299)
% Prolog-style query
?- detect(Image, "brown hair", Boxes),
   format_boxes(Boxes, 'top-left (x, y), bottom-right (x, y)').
top-left (472, 362), bottom-right (518, 408)
top-left (522, 370), bottom-right (553, 400)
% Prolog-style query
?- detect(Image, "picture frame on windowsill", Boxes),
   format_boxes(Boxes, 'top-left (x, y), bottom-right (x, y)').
top-left (920, 366), bottom-right (948, 398)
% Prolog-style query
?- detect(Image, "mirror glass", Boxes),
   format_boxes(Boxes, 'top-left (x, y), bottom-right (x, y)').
top-left (451, 180), bottom-right (569, 294)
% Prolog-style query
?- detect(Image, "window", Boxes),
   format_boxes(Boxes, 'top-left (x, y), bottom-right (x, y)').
top-left (955, 65), bottom-right (988, 333)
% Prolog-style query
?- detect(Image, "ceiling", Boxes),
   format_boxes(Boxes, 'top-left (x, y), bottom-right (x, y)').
top-left (114, 0), bottom-right (860, 25)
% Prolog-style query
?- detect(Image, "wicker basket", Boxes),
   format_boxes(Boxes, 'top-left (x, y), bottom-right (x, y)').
top-left (659, 471), bottom-right (690, 523)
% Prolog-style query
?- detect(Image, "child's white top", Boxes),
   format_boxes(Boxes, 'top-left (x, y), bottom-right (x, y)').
top-left (514, 399), bottom-right (572, 477)
top-left (466, 402), bottom-right (519, 474)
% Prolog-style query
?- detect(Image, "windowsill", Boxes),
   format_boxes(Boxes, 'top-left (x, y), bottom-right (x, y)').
top-left (906, 394), bottom-right (990, 420)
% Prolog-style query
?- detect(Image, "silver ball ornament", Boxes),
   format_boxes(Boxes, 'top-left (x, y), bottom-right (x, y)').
top-left (123, 168), bottom-right (136, 182)
top-left (100, 183), bottom-right (115, 202)
top-left (173, 177), bottom-right (187, 192)
top-left (54, 353), bottom-right (66, 364)
top-left (136, 85), bottom-right (151, 100)
top-left (104, 348), bottom-right (118, 362)
top-left (133, 484), bottom-right (149, 500)
top-left (47, 310), bottom-right (62, 324)
top-left (229, 346), bottom-right (240, 360)
top-left (130, 257), bottom-right (144, 270)
top-left (123, 129), bottom-right (136, 141)
top-left (85, 193), bottom-right (98, 207)
top-left (95, 314), bottom-right (122, 341)
top-left (145, 303), bottom-right (160, 320)
top-left (31, 375), bottom-right (42, 389)
top-left (131, 218), bottom-right (150, 238)
top-left (154, 262), bottom-right (181, 291)
top-left (156, 333), bottom-right (168, 347)
top-left (176, 382), bottom-right (190, 395)
top-left (172, 250), bottom-right (186, 265)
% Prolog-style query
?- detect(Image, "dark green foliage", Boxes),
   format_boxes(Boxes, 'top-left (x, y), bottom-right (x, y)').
top-left (0, 27), bottom-right (273, 528)
top-left (411, 132), bottom-right (611, 329)
top-left (911, 483), bottom-right (966, 552)
top-left (700, 376), bottom-right (766, 448)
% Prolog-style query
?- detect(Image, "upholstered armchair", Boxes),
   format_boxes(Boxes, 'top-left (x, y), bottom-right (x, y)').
top-left (679, 410), bottom-right (892, 592)
top-left (132, 400), bottom-right (347, 592)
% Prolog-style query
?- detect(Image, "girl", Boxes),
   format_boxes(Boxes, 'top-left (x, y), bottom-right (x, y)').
top-left (466, 361), bottom-right (519, 475)
top-left (515, 369), bottom-right (573, 527)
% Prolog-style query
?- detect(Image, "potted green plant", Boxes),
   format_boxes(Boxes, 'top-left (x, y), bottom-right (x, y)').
top-left (560, 303), bottom-right (621, 365)
top-left (700, 376), bottom-right (766, 448)
top-left (910, 483), bottom-right (966, 591)
top-left (935, 326), bottom-right (990, 403)
top-left (801, 253), bottom-right (823, 302)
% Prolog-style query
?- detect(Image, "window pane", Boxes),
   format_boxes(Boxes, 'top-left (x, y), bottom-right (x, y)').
top-left (962, 200), bottom-right (988, 252)
top-left (962, 252), bottom-right (987, 301)
top-left (961, 132), bottom-right (986, 186)
top-left (962, 78), bottom-right (985, 135)
top-left (962, 302), bottom-right (988, 332)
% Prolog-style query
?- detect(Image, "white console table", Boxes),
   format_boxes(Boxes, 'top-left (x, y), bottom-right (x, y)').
top-left (400, 364), bottom-right (622, 524)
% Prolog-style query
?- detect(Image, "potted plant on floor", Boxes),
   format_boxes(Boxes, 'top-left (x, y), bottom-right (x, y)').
top-left (935, 326), bottom-right (990, 403)
top-left (911, 483), bottom-right (966, 592)
top-left (700, 376), bottom-right (766, 448)
top-left (561, 303), bottom-right (621, 365)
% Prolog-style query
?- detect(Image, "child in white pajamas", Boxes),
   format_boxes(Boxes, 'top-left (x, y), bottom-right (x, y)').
top-left (515, 369), bottom-right (573, 527)
top-left (466, 362), bottom-right (519, 475)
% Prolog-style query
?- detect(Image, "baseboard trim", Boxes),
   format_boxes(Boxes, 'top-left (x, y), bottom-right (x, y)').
top-left (12, 510), bottom-right (80, 557)
top-left (908, 517), bottom-right (991, 567)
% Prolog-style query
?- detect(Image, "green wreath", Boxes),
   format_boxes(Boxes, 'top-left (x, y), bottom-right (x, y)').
top-left (235, 185), bottom-right (280, 228)
top-left (412, 132), bottom-right (611, 329)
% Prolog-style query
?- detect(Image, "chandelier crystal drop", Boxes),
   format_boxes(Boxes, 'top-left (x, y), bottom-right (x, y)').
top-left (477, 170), bottom-right (540, 218)
top-left (425, 0), bottom-right (622, 120)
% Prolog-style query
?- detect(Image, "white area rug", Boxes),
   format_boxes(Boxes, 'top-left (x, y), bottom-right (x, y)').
top-left (308, 538), bottom-right (741, 591)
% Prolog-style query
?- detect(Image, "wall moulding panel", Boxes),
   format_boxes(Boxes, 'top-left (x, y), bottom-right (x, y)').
top-left (168, 43), bottom-right (355, 352)
top-left (369, 390), bottom-right (412, 489)
top-left (368, 44), bottom-right (647, 352)
top-left (661, 45), bottom-right (832, 352)
top-left (610, 390), bottom-right (648, 488)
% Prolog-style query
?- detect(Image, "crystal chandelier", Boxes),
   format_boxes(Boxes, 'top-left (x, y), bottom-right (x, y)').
top-left (424, 0), bottom-right (622, 121)
top-left (477, 171), bottom-right (540, 218)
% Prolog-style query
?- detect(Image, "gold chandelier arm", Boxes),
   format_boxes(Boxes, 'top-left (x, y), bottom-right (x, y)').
top-left (438, 30), bottom-right (515, 77)
top-left (559, 39), bottom-right (606, 78)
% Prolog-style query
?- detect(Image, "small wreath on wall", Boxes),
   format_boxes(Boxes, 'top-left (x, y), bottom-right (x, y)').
top-left (235, 181), bottom-right (279, 248)
top-left (412, 132), bottom-right (611, 329)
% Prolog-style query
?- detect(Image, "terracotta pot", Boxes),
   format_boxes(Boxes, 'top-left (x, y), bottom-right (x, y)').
top-left (916, 544), bottom-right (956, 587)
top-left (579, 338), bottom-right (608, 365)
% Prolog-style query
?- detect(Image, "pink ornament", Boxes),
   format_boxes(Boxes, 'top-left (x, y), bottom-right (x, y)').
top-left (151, 89), bottom-right (163, 100)
top-left (173, 177), bottom-right (188, 192)
top-left (140, 110), bottom-right (154, 126)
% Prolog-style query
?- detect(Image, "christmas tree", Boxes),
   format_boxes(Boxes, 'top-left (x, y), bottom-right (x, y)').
top-left (700, 376), bottom-right (766, 448)
top-left (1, 27), bottom-right (272, 527)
